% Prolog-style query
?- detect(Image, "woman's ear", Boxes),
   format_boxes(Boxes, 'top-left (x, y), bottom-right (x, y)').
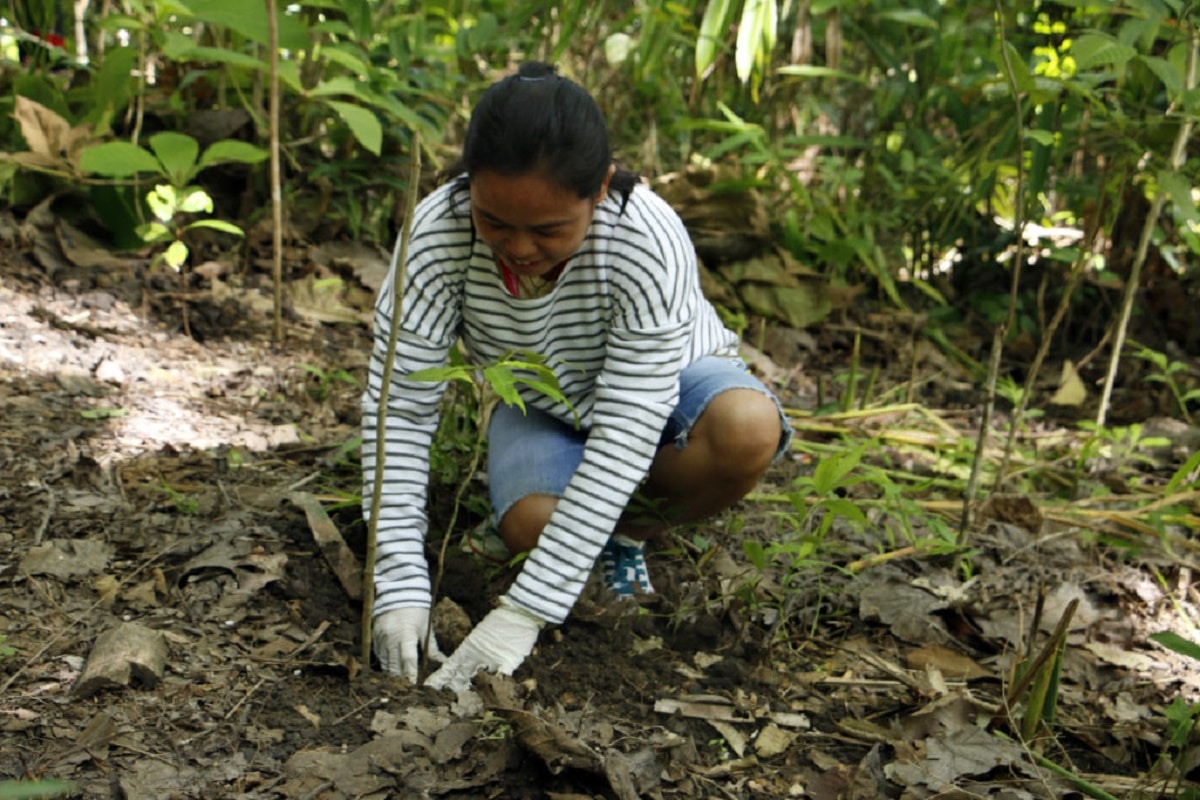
top-left (595, 164), bottom-right (617, 205)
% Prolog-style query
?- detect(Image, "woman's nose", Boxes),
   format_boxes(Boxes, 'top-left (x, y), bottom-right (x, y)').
top-left (506, 230), bottom-right (537, 259)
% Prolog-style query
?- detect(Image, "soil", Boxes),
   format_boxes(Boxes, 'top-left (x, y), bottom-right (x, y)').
top-left (1, 232), bottom-right (1198, 800)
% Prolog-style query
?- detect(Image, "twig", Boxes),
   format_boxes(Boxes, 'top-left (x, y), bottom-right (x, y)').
top-left (1097, 27), bottom-right (1198, 425)
top-left (994, 195), bottom-right (1108, 491)
top-left (224, 676), bottom-right (270, 721)
top-left (361, 135), bottom-right (422, 665)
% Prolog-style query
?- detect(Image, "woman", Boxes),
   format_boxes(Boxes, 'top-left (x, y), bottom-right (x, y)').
top-left (362, 62), bottom-right (791, 692)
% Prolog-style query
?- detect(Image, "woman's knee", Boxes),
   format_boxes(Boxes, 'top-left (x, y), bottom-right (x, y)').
top-left (697, 389), bottom-right (783, 475)
top-left (498, 493), bottom-right (558, 554)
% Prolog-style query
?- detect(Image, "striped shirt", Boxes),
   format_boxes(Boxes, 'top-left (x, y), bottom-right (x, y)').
top-left (361, 179), bottom-right (739, 624)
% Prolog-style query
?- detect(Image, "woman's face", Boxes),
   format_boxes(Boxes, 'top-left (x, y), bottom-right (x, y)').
top-left (470, 168), bottom-right (612, 279)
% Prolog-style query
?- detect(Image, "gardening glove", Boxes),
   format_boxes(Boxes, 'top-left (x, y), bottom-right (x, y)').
top-left (425, 597), bottom-right (545, 692)
top-left (373, 607), bottom-right (446, 682)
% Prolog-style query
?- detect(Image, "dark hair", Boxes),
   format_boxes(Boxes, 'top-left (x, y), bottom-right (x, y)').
top-left (444, 62), bottom-right (639, 205)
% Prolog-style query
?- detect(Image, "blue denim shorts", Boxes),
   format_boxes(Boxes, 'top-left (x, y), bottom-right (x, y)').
top-left (484, 355), bottom-right (793, 523)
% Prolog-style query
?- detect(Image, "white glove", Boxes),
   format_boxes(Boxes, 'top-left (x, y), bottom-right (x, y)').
top-left (425, 598), bottom-right (545, 692)
top-left (373, 607), bottom-right (445, 682)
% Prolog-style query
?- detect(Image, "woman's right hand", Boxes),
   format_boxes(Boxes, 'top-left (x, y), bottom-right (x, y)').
top-left (373, 607), bottom-right (445, 682)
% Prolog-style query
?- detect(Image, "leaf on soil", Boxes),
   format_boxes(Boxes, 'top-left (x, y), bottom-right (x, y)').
top-left (485, 700), bottom-right (600, 773)
top-left (753, 724), bottom-right (796, 758)
top-left (708, 719), bottom-right (747, 757)
top-left (654, 696), bottom-right (811, 729)
top-left (180, 541), bottom-right (287, 597)
top-left (288, 491), bottom-right (362, 600)
top-left (1082, 641), bottom-right (1158, 671)
top-left (857, 576), bottom-right (953, 645)
top-left (20, 540), bottom-right (113, 579)
top-left (906, 644), bottom-right (991, 680)
top-left (75, 623), bottom-right (168, 697)
top-left (884, 726), bottom-right (1028, 791)
top-left (898, 692), bottom-right (983, 741)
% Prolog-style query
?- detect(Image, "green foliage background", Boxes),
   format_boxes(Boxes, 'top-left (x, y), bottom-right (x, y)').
top-left (1, 0), bottom-right (1198, 336)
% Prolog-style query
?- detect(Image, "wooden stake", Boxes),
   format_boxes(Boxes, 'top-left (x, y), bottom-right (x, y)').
top-left (361, 136), bottom-right (422, 665)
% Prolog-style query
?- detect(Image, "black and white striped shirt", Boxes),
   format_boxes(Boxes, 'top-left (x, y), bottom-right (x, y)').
top-left (362, 180), bottom-right (739, 624)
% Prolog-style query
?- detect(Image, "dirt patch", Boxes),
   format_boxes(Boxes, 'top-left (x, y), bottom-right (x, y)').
top-left (1, 250), bottom-right (1196, 800)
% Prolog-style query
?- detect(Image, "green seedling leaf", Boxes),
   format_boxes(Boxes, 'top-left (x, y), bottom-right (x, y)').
top-left (137, 221), bottom-right (172, 243)
top-left (185, 219), bottom-right (244, 236)
top-left (324, 101), bottom-right (382, 156)
top-left (1151, 631), bottom-right (1200, 662)
top-left (197, 140), bottom-right (269, 169)
top-left (743, 540), bottom-right (767, 571)
top-left (820, 497), bottom-right (867, 524)
top-left (78, 141), bottom-right (163, 178)
top-left (0, 779), bottom-right (77, 799)
top-left (1163, 695), bottom-right (1200, 748)
top-left (148, 132), bottom-right (200, 187)
top-left (146, 185), bottom-right (178, 223)
top-left (163, 240), bottom-right (189, 270)
top-left (482, 365), bottom-right (523, 410)
top-left (811, 449), bottom-right (862, 496)
top-left (177, 187), bottom-right (214, 214)
top-left (1166, 449), bottom-right (1200, 493)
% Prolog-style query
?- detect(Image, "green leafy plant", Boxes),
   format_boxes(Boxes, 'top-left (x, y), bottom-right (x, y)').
top-left (1130, 342), bottom-right (1200, 425)
top-left (0, 634), bottom-right (14, 661)
top-left (79, 131), bottom-right (265, 268)
top-left (155, 479), bottom-right (200, 515)
top-left (744, 443), bottom-right (869, 585)
top-left (1149, 631), bottom-right (1200, 799)
top-left (300, 364), bottom-right (361, 403)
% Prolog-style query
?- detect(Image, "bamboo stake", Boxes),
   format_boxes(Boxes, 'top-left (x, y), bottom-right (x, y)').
top-left (962, 4), bottom-right (1027, 543)
top-left (361, 136), bottom-right (422, 666)
top-left (1097, 28), bottom-right (1198, 425)
top-left (265, 0), bottom-right (283, 342)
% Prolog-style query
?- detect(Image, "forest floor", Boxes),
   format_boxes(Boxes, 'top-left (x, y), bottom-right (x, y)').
top-left (1, 212), bottom-right (1199, 800)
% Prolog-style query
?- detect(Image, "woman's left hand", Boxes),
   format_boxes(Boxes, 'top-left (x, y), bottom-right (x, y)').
top-left (425, 598), bottom-right (545, 692)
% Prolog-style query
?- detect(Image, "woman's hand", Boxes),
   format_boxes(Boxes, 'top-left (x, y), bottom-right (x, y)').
top-left (425, 598), bottom-right (545, 692)
top-left (373, 607), bottom-right (445, 682)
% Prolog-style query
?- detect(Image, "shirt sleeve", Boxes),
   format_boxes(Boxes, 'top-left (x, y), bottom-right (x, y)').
top-left (505, 194), bottom-right (697, 623)
top-left (361, 189), bottom-right (469, 615)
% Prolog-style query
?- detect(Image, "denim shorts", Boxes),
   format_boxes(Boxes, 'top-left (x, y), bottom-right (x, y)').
top-left (484, 355), bottom-right (793, 523)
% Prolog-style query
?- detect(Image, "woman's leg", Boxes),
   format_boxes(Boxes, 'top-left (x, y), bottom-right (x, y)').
top-left (619, 386), bottom-right (783, 538)
top-left (490, 358), bottom-right (790, 550)
top-left (485, 403), bottom-right (584, 555)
